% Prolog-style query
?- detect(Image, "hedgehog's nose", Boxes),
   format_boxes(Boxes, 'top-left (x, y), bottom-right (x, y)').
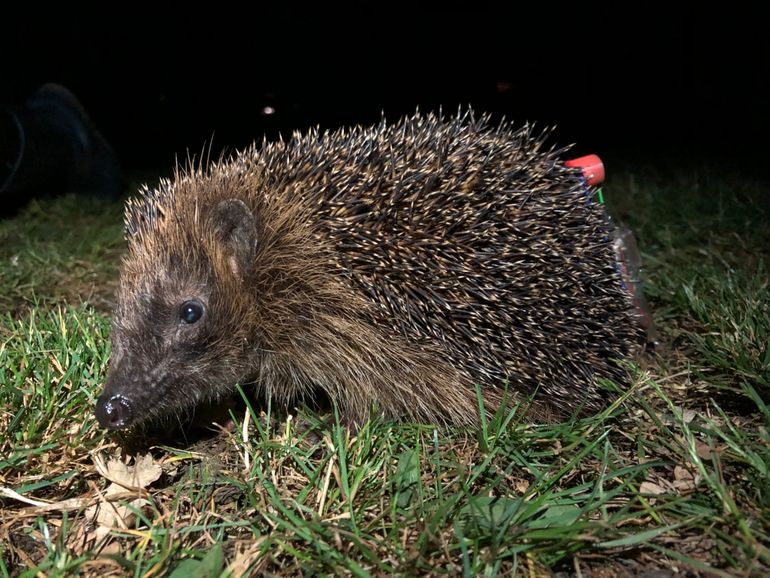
top-left (95, 394), bottom-right (133, 429)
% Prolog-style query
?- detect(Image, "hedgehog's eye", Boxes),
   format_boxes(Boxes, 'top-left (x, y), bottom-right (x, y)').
top-left (180, 300), bottom-right (204, 324)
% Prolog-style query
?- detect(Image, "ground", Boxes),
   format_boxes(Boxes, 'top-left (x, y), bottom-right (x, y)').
top-left (0, 163), bottom-right (768, 576)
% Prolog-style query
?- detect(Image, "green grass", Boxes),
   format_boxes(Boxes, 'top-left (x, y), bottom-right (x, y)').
top-left (1, 165), bottom-right (769, 576)
top-left (0, 195), bottom-right (124, 315)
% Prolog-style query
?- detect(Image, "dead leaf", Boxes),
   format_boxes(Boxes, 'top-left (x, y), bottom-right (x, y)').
top-left (695, 440), bottom-right (715, 460)
top-left (93, 452), bottom-right (162, 490)
top-left (672, 465), bottom-right (699, 491)
top-left (84, 453), bottom-right (162, 545)
top-left (640, 481), bottom-right (666, 495)
top-left (226, 540), bottom-right (267, 577)
top-left (682, 409), bottom-right (696, 424)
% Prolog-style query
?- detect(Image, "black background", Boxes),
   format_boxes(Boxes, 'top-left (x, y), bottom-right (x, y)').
top-left (4, 4), bottom-right (769, 173)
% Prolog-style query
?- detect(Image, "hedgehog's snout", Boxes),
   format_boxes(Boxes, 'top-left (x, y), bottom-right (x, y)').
top-left (95, 393), bottom-right (134, 430)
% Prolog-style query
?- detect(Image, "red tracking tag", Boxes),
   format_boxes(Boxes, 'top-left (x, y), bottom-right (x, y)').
top-left (565, 154), bottom-right (605, 186)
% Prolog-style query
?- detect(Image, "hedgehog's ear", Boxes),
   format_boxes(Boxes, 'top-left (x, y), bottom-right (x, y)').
top-left (211, 199), bottom-right (257, 279)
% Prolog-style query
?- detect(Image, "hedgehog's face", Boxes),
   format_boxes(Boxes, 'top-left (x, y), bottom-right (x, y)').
top-left (95, 198), bottom-right (259, 430)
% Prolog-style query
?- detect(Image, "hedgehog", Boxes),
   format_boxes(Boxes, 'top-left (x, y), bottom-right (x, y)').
top-left (94, 110), bottom-right (645, 431)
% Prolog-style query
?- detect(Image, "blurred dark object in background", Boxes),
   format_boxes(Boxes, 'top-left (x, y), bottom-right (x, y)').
top-left (1, 84), bottom-right (122, 216)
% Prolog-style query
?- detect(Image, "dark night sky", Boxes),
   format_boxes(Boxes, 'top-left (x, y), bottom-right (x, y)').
top-left (4, 4), bottom-right (769, 171)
